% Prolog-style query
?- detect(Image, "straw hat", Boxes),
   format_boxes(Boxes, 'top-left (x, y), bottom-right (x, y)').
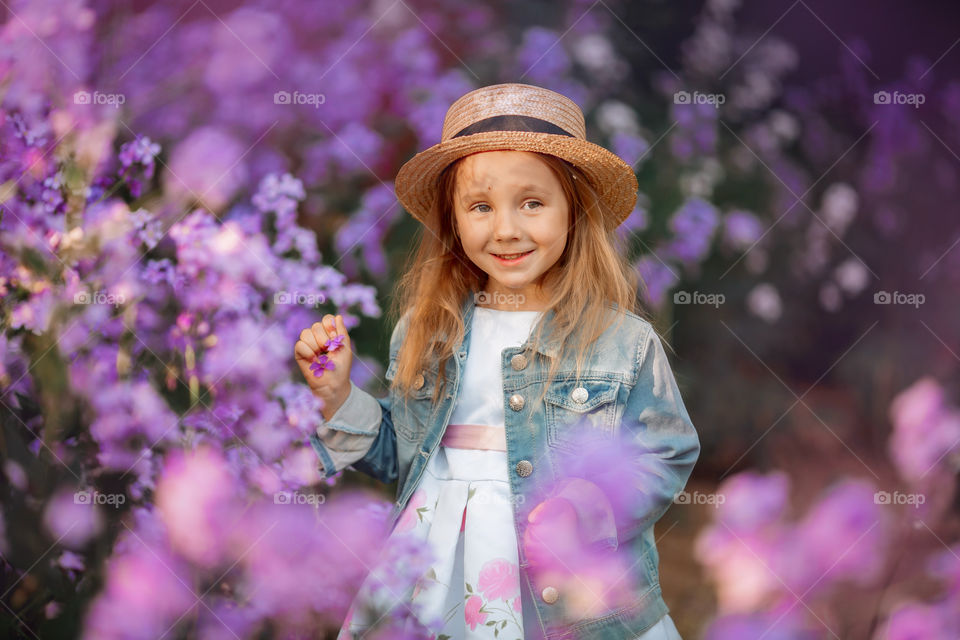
top-left (394, 83), bottom-right (638, 231)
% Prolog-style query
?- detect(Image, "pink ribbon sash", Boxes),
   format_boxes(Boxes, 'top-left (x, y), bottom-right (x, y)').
top-left (440, 423), bottom-right (507, 452)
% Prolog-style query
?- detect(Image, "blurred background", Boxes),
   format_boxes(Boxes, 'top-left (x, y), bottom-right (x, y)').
top-left (1, 0), bottom-right (959, 638)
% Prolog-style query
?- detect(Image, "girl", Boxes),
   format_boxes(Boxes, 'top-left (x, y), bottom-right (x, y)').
top-left (294, 83), bottom-right (700, 640)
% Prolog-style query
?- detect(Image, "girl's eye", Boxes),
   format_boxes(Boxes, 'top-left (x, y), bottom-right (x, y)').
top-left (469, 201), bottom-right (541, 212)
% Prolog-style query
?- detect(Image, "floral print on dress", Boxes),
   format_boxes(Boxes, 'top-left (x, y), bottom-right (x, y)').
top-left (453, 558), bottom-right (522, 639)
top-left (477, 558), bottom-right (519, 600)
top-left (338, 447), bottom-right (526, 640)
top-left (396, 488), bottom-right (429, 533)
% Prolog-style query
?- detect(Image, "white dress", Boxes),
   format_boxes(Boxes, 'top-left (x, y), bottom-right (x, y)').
top-left (337, 307), bottom-right (683, 640)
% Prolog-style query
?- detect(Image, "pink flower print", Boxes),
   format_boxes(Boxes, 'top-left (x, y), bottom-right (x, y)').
top-left (464, 594), bottom-right (488, 630)
top-left (477, 558), bottom-right (519, 601)
top-left (513, 595), bottom-right (522, 612)
top-left (395, 489), bottom-right (427, 533)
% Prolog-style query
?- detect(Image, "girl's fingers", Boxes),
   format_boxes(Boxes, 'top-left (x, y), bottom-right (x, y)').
top-left (294, 341), bottom-right (315, 361)
top-left (299, 327), bottom-right (321, 353)
top-left (310, 320), bottom-right (331, 349)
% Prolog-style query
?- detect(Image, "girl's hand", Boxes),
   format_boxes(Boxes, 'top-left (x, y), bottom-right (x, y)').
top-left (294, 314), bottom-right (353, 421)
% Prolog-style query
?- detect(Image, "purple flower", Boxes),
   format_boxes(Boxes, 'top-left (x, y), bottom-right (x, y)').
top-left (324, 333), bottom-right (345, 352)
top-left (715, 471), bottom-right (790, 533)
top-left (636, 255), bottom-right (681, 308)
top-left (310, 354), bottom-right (335, 377)
top-left (889, 377), bottom-right (960, 485)
top-left (155, 446), bottom-right (240, 568)
top-left (43, 488), bottom-right (105, 549)
top-left (665, 197), bottom-right (720, 264)
top-left (723, 209), bottom-right (765, 251)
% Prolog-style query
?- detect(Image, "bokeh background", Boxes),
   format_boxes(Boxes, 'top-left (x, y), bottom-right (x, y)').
top-left (1, 0), bottom-right (959, 638)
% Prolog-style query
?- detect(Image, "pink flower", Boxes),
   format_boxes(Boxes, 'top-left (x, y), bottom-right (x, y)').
top-left (395, 489), bottom-right (426, 533)
top-left (464, 595), bottom-right (488, 630)
top-left (513, 596), bottom-right (522, 612)
top-left (477, 558), bottom-right (519, 601)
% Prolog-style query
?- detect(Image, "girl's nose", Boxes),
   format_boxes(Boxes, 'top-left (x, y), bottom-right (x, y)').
top-left (492, 209), bottom-right (521, 240)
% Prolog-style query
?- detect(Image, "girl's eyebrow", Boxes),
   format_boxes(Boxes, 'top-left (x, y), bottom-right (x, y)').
top-left (460, 184), bottom-right (545, 198)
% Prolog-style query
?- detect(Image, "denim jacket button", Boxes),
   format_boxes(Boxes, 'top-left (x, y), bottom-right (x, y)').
top-left (571, 386), bottom-right (589, 404)
top-left (516, 460), bottom-right (533, 477)
top-left (541, 586), bottom-right (559, 604)
top-left (510, 353), bottom-right (528, 370)
top-left (413, 373), bottom-right (425, 390)
top-left (508, 394), bottom-right (525, 411)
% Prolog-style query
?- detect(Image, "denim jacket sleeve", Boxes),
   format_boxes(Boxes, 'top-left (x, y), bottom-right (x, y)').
top-left (306, 382), bottom-right (399, 484)
top-left (555, 323), bottom-right (701, 550)
top-left (306, 315), bottom-right (407, 484)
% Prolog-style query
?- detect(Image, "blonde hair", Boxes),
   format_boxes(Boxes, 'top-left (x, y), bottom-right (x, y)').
top-left (387, 151), bottom-right (650, 407)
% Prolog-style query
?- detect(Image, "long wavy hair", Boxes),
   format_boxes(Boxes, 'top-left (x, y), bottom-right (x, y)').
top-left (387, 151), bottom-right (649, 407)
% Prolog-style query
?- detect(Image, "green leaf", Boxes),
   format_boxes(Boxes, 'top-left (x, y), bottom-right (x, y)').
top-left (465, 583), bottom-right (473, 593)
top-left (486, 620), bottom-right (497, 626)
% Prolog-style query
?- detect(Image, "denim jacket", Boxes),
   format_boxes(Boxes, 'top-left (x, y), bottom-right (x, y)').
top-left (308, 295), bottom-right (700, 639)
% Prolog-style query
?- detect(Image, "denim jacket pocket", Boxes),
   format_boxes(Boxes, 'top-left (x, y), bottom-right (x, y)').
top-left (545, 377), bottom-right (623, 451)
top-left (386, 356), bottom-right (440, 441)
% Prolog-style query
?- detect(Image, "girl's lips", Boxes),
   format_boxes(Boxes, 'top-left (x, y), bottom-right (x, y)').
top-left (491, 249), bottom-right (534, 264)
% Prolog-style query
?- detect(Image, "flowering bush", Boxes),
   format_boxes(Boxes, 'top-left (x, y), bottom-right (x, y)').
top-left (2, 0), bottom-right (958, 638)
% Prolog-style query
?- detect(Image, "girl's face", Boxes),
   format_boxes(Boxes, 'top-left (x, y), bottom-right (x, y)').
top-left (453, 150), bottom-right (570, 311)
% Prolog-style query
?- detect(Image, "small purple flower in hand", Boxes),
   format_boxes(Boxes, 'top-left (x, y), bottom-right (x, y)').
top-left (324, 334), bottom-right (345, 352)
top-left (310, 354), bottom-right (336, 378)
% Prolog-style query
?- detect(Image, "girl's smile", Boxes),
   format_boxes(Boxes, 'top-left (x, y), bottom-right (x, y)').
top-left (491, 249), bottom-right (534, 264)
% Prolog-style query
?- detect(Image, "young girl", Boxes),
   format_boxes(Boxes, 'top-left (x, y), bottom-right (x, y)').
top-left (294, 83), bottom-right (700, 640)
